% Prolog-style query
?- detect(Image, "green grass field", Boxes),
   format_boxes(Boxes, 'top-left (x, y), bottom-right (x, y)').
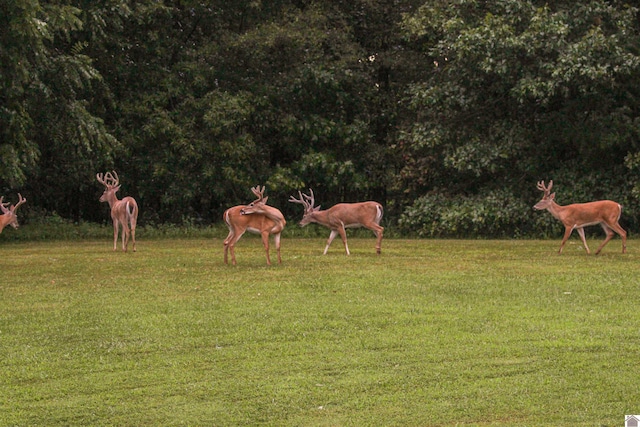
top-left (1, 236), bottom-right (639, 426)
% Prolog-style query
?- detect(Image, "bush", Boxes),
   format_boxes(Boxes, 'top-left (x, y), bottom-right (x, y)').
top-left (398, 189), bottom-right (560, 238)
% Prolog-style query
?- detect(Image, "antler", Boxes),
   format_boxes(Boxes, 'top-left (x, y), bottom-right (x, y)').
top-left (12, 193), bottom-right (26, 211)
top-left (289, 191), bottom-right (307, 208)
top-left (303, 188), bottom-right (315, 208)
top-left (289, 189), bottom-right (316, 212)
top-left (0, 196), bottom-right (9, 214)
top-left (105, 171), bottom-right (119, 186)
top-left (0, 194), bottom-right (26, 214)
top-left (536, 180), bottom-right (553, 195)
top-left (97, 171), bottom-right (120, 187)
top-left (250, 185), bottom-right (266, 202)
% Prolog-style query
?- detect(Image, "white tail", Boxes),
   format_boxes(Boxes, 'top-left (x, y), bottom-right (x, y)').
top-left (289, 189), bottom-right (383, 255)
top-left (97, 171), bottom-right (139, 252)
top-left (0, 193), bottom-right (26, 233)
top-left (223, 186), bottom-right (286, 265)
top-left (533, 180), bottom-right (627, 255)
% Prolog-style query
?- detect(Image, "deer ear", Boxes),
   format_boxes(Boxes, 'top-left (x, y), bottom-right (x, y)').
top-left (262, 196), bottom-right (268, 204)
top-left (315, 205), bottom-right (321, 211)
top-left (550, 192), bottom-right (556, 200)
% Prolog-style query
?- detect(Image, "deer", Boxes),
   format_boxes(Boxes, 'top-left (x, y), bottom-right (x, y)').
top-left (289, 189), bottom-right (384, 256)
top-left (223, 186), bottom-right (286, 266)
top-left (533, 180), bottom-right (627, 255)
top-left (0, 193), bottom-right (27, 233)
top-left (96, 171), bottom-right (139, 252)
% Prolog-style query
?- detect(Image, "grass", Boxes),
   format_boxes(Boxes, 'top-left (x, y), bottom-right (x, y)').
top-left (1, 234), bottom-right (639, 426)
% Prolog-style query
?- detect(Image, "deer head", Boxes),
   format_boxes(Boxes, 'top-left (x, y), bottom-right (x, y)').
top-left (288, 189), bottom-right (321, 226)
top-left (534, 180), bottom-right (555, 210)
top-left (96, 171), bottom-right (122, 204)
top-left (0, 193), bottom-right (27, 231)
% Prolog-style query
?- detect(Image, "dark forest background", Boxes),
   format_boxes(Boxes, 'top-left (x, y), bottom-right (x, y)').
top-left (3, 0), bottom-right (640, 237)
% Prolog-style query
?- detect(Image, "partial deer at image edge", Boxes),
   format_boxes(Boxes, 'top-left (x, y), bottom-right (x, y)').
top-left (0, 194), bottom-right (26, 233)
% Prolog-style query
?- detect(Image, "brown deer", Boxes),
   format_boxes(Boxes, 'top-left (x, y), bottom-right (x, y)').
top-left (289, 189), bottom-right (383, 255)
top-left (96, 171), bottom-right (139, 252)
top-left (533, 180), bottom-right (626, 255)
top-left (0, 194), bottom-right (26, 233)
top-left (223, 186), bottom-right (286, 265)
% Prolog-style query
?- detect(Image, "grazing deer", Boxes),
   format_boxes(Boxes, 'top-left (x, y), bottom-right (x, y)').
top-left (96, 171), bottom-right (139, 252)
top-left (289, 189), bottom-right (384, 255)
top-left (0, 194), bottom-right (26, 233)
top-left (223, 186), bottom-right (286, 265)
top-left (533, 180), bottom-right (626, 255)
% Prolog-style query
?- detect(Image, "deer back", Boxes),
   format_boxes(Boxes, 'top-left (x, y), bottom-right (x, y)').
top-left (225, 205), bottom-right (284, 234)
top-left (323, 201), bottom-right (382, 227)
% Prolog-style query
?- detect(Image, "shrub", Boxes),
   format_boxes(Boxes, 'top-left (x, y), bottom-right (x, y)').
top-left (399, 189), bottom-right (559, 238)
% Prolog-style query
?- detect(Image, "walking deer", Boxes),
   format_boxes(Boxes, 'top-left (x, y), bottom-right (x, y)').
top-left (0, 194), bottom-right (26, 233)
top-left (97, 171), bottom-right (139, 252)
top-left (533, 180), bottom-right (626, 255)
top-left (289, 189), bottom-right (383, 255)
top-left (223, 186), bottom-right (286, 265)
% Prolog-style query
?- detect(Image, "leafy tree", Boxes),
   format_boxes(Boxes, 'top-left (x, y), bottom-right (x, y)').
top-left (1, 0), bottom-right (120, 220)
top-left (398, 0), bottom-right (640, 235)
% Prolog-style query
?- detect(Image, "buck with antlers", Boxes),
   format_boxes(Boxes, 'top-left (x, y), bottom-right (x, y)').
top-left (223, 186), bottom-right (286, 265)
top-left (96, 171), bottom-right (139, 252)
top-left (533, 180), bottom-right (627, 255)
top-left (289, 189), bottom-right (384, 255)
top-left (0, 194), bottom-right (26, 233)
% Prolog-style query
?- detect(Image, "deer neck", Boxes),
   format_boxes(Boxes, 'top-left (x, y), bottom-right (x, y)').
top-left (260, 206), bottom-right (284, 224)
top-left (0, 213), bottom-right (10, 231)
top-left (310, 209), bottom-right (331, 225)
top-left (105, 194), bottom-right (122, 209)
top-left (545, 200), bottom-right (569, 221)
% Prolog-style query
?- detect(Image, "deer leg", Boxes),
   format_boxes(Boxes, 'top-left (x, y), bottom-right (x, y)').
top-left (324, 230), bottom-right (339, 255)
top-left (225, 230), bottom-right (245, 265)
top-left (368, 224), bottom-right (384, 255)
top-left (223, 230), bottom-right (234, 264)
top-left (594, 224), bottom-right (616, 255)
top-left (130, 219), bottom-right (137, 253)
top-left (123, 224), bottom-right (130, 252)
top-left (576, 227), bottom-right (590, 254)
top-left (222, 233), bottom-right (231, 264)
top-left (274, 233), bottom-right (282, 264)
top-left (606, 222), bottom-right (627, 254)
top-left (261, 231), bottom-right (272, 266)
top-left (112, 219), bottom-right (119, 251)
top-left (337, 225), bottom-right (350, 256)
top-left (231, 231), bottom-right (247, 265)
top-left (558, 227), bottom-right (574, 254)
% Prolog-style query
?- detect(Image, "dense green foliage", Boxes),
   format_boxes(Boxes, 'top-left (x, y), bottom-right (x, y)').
top-left (2, 0), bottom-right (640, 236)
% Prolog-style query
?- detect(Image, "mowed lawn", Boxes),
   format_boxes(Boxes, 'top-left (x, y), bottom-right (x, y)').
top-left (1, 236), bottom-right (639, 426)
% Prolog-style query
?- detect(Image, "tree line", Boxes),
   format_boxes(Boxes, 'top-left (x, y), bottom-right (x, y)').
top-left (2, 0), bottom-right (640, 237)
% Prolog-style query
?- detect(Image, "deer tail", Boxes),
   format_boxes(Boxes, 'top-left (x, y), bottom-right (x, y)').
top-left (375, 204), bottom-right (384, 225)
top-left (126, 201), bottom-right (137, 223)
